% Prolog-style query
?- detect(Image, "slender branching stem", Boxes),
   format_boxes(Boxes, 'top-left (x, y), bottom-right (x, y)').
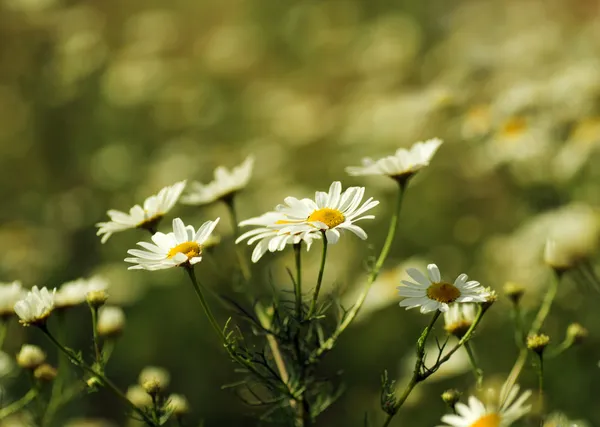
top-left (184, 265), bottom-right (226, 342)
top-left (502, 271), bottom-right (561, 404)
top-left (0, 319), bottom-right (7, 349)
top-left (294, 242), bottom-right (303, 319)
top-left (510, 304), bottom-right (525, 349)
top-left (89, 305), bottom-right (103, 369)
top-left (0, 388), bottom-right (38, 419)
top-left (224, 196), bottom-right (251, 282)
top-left (307, 233), bottom-right (328, 319)
top-left (536, 353), bottom-right (545, 421)
top-left (310, 181), bottom-right (406, 361)
top-left (464, 341), bottom-right (483, 389)
top-left (38, 325), bottom-right (157, 426)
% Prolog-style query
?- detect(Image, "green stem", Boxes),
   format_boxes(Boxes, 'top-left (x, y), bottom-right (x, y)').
top-left (545, 337), bottom-right (573, 359)
top-left (502, 271), bottom-right (561, 405)
top-left (294, 243), bottom-right (303, 319)
top-left (511, 304), bottom-right (525, 349)
top-left (183, 265), bottom-right (226, 342)
top-left (43, 311), bottom-right (67, 427)
top-left (310, 182), bottom-right (406, 361)
top-left (537, 353), bottom-right (544, 419)
top-left (0, 388), bottom-right (38, 419)
top-left (307, 233), bottom-right (328, 319)
top-left (464, 341), bottom-right (483, 389)
top-left (224, 196), bottom-right (251, 282)
top-left (38, 325), bottom-right (156, 426)
top-left (89, 305), bottom-right (103, 369)
top-left (0, 319), bottom-right (7, 349)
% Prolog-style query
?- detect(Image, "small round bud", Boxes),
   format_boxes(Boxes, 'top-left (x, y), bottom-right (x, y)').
top-left (138, 366), bottom-right (170, 394)
top-left (167, 394), bottom-right (190, 416)
top-left (97, 306), bottom-right (125, 338)
top-left (441, 389), bottom-right (461, 408)
top-left (34, 363), bottom-right (58, 382)
top-left (86, 290), bottom-right (109, 308)
top-left (126, 385), bottom-right (152, 408)
top-left (16, 344), bottom-right (46, 370)
top-left (527, 333), bottom-right (550, 355)
top-left (503, 282), bottom-right (525, 305)
top-left (87, 376), bottom-right (102, 388)
top-left (566, 323), bottom-right (588, 344)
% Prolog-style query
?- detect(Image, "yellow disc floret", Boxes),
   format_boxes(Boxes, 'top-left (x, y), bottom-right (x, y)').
top-left (167, 242), bottom-right (201, 260)
top-left (470, 413), bottom-right (501, 427)
top-left (426, 282), bottom-right (461, 303)
top-left (307, 208), bottom-right (345, 228)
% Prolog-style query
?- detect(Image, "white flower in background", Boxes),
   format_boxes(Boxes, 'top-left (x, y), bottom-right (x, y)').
top-left (16, 344), bottom-right (46, 370)
top-left (444, 303), bottom-right (477, 338)
top-left (543, 412), bottom-right (590, 427)
top-left (96, 180), bottom-right (187, 243)
top-left (139, 366), bottom-right (170, 393)
top-left (236, 212), bottom-right (322, 262)
top-left (97, 306), bottom-right (126, 337)
top-left (345, 138), bottom-right (442, 180)
top-left (125, 218), bottom-right (219, 271)
top-left (440, 384), bottom-right (531, 427)
top-left (273, 181), bottom-right (379, 244)
top-left (126, 385), bottom-right (152, 408)
top-left (181, 156), bottom-right (254, 206)
top-left (0, 281), bottom-right (26, 317)
top-left (0, 351), bottom-right (15, 380)
top-left (167, 394), bottom-right (190, 416)
top-left (397, 264), bottom-right (487, 313)
top-left (55, 276), bottom-right (109, 309)
top-left (14, 286), bottom-right (56, 325)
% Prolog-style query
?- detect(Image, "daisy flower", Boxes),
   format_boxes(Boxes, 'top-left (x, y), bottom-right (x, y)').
top-left (345, 138), bottom-right (443, 180)
top-left (180, 156), bottom-right (254, 206)
top-left (272, 181), bottom-right (379, 244)
top-left (439, 383), bottom-right (531, 427)
top-left (125, 217), bottom-right (219, 271)
top-left (0, 281), bottom-right (26, 318)
top-left (14, 286), bottom-right (56, 326)
top-left (236, 212), bottom-right (322, 263)
top-left (397, 264), bottom-right (487, 313)
top-left (444, 303), bottom-right (477, 338)
top-left (96, 180), bottom-right (186, 243)
top-left (55, 276), bottom-right (109, 309)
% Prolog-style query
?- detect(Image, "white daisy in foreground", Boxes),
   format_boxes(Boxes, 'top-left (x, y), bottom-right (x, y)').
top-left (55, 276), bottom-right (109, 309)
top-left (0, 281), bottom-right (26, 317)
top-left (125, 217), bottom-right (220, 271)
top-left (181, 156), bottom-right (254, 206)
top-left (236, 212), bottom-right (322, 262)
top-left (273, 181), bottom-right (379, 244)
top-left (444, 303), bottom-right (477, 338)
top-left (345, 138), bottom-right (443, 180)
top-left (96, 180), bottom-right (186, 243)
top-left (14, 286), bottom-right (56, 326)
top-left (440, 384), bottom-right (531, 427)
top-left (397, 264), bottom-right (487, 313)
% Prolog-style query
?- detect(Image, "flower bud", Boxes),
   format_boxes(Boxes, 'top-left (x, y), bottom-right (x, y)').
top-left (503, 282), bottom-right (525, 305)
top-left (167, 394), bottom-right (190, 416)
top-left (16, 345), bottom-right (46, 370)
top-left (566, 323), bottom-right (588, 345)
top-left (34, 363), bottom-right (58, 382)
top-left (481, 288), bottom-right (497, 310)
top-left (527, 333), bottom-right (550, 355)
top-left (97, 306), bottom-right (125, 338)
top-left (126, 385), bottom-right (152, 408)
top-left (86, 290), bottom-right (109, 309)
top-left (139, 366), bottom-right (170, 394)
top-left (441, 389), bottom-right (461, 408)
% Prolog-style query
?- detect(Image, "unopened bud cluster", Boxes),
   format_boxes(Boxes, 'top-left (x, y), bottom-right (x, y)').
top-left (527, 334), bottom-right (550, 355)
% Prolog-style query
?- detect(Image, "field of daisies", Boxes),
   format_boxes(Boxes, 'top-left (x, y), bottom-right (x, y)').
top-left (1, 0), bottom-right (600, 426)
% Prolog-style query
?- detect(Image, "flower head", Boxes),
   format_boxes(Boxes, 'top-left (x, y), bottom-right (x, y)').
top-left (440, 383), bottom-right (531, 427)
top-left (0, 281), bottom-right (26, 317)
top-left (96, 180), bottom-right (186, 243)
top-left (14, 286), bottom-right (56, 326)
top-left (236, 212), bottom-right (322, 262)
top-left (397, 264), bottom-right (487, 313)
top-left (97, 306), bottom-right (126, 338)
top-left (273, 181), bottom-right (379, 244)
top-left (125, 217), bottom-right (219, 271)
top-left (139, 366), bottom-right (170, 394)
top-left (181, 156), bottom-right (254, 206)
top-left (444, 303), bottom-right (477, 338)
top-left (345, 138), bottom-right (442, 181)
top-left (55, 276), bottom-right (109, 309)
top-left (167, 394), bottom-right (190, 416)
top-left (16, 344), bottom-right (46, 370)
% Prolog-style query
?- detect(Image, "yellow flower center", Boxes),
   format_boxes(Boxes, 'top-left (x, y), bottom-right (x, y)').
top-left (500, 117), bottom-right (527, 140)
top-left (167, 242), bottom-right (201, 260)
top-left (426, 282), bottom-right (461, 303)
top-left (444, 320), bottom-right (472, 338)
top-left (469, 413), bottom-right (501, 427)
top-left (307, 208), bottom-right (345, 228)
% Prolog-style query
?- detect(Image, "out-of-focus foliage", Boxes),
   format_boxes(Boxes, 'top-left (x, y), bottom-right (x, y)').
top-left (0, 0), bottom-right (599, 425)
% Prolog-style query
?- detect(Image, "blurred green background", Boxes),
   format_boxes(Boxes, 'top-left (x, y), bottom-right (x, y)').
top-left (1, 0), bottom-right (600, 425)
